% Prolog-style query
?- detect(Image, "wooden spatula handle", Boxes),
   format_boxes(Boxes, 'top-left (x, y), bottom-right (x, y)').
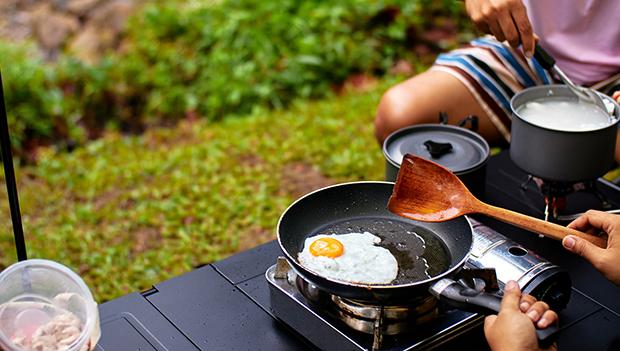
top-left (478, 202), bottom-right (608, 248)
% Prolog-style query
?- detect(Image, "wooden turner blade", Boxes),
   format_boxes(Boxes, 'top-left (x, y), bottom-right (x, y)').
top-left (388, 154), bottom-right (608, 249)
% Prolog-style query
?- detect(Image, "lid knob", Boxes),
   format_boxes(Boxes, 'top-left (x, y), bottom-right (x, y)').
top-left (424, 140), bottom-right (453, 159)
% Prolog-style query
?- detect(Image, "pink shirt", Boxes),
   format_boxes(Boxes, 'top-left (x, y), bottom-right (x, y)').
top-left (524, 0), bottom-right (620, 85)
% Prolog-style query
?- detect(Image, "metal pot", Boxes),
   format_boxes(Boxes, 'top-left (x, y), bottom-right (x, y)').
top-left (510, 85), bottom-right (620, 182)
top-left (383, 116), bottom-right (490, 198)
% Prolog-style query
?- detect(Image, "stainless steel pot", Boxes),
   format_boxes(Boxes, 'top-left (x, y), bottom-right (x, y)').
top-left (510, 85), bottom-right (620, 182)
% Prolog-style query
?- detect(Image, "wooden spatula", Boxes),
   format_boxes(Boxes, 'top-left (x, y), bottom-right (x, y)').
top-left (388, 154), bottom-right (608, 248)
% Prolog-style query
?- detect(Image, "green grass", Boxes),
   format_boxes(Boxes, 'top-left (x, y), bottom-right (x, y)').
top-left (0, 78), bottom-right (398, 302)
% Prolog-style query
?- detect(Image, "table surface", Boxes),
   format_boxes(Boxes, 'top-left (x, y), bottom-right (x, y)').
top-left (94, 152), bottom-right (620, 351)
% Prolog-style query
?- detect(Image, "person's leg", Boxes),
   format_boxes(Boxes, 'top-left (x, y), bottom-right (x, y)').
top-left (375, 70), bottom-right (505, 145)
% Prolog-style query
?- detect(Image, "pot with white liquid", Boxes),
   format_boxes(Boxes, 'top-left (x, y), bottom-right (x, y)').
top-left (510, 85), bottom-right (620, 182)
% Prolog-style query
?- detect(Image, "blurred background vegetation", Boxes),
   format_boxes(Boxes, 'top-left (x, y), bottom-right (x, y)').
top-left (0, 0), bottom-right (474, 301)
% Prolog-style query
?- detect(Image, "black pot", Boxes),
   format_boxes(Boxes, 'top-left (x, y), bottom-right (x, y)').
top-left (510, 85), bottom-right (620, 182)
top-left (383, 117), bottom-right (490, 198)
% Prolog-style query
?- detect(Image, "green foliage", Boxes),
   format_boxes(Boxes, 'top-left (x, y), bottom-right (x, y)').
top-left (0, 0), bottom-right (470, 154)
top-left (0, 43), bottom-right (116, 153)
top-left (0, 43), bottom-right (63, 149)
top-left (0, 79), bottom-right (394, 301)
top-left (116, 0), bottom-right (467, 120)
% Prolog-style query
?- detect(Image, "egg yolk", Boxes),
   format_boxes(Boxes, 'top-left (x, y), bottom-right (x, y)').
top-left (309, 237), bottom-right (344, 258)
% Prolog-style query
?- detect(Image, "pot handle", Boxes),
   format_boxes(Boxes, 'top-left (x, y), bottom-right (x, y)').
top-left (439, 111), bottom-right (449, 125)
top-left (457, 115), bottom-right (479, 132)
top-left (533, 44), bottom-right (556, 70)
top-left (438, 112), bottom-right (480, 132)
top-left (429, 278), bottom-right (560, 348)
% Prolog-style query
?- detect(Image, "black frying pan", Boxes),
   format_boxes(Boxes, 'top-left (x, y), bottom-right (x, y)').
top-left (277, 181), bottom-right (473, 303)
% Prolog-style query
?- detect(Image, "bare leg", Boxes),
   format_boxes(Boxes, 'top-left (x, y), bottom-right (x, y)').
top-left (375, 70), bottom-right (505, 145)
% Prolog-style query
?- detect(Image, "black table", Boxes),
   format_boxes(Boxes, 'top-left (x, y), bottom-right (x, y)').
top-left (95, 152), bottom-right (620, 350)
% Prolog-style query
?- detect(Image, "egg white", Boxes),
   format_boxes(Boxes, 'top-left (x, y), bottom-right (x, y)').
top-left (297, 232), bottom-right (398, 284)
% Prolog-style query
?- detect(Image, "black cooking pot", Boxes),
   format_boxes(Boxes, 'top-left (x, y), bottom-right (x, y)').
top-left (510, 85), bottom-right (620, 182)
top-left (383, 116), bottom-right (490, 198)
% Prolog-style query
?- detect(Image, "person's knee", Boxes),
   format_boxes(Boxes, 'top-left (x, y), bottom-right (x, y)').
top-left (375, 86), bottom-right (424, 144)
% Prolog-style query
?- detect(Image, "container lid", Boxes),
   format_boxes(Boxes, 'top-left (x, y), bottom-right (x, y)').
top-left (383, 124), bottom-right (490, 173)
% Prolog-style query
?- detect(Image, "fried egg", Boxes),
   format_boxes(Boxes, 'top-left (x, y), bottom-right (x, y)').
top-left (297, 232), bottom-right (398, 284)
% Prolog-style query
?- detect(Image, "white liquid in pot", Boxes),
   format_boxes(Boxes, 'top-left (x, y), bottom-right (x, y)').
top-left (516, 98), bottom-right (613, 132)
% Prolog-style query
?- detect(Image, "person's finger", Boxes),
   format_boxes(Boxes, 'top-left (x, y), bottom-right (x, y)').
top-left (538, 310), bottom-right (559, 329)
top-left (567, 210), bottom-right (615, 234)
top-left (567, 214), bottom-right (593, 231)
top-left (500, 280), bottom-right (521, 311)
top-left (497, 9), bottom-right (520, 47)
top-left (613, 91), bottom-right (620, 103)
top-left (562, 235), bottom-right (608, 267)
top-left (467, 0), bottom-right (493, 35)
top-left (520, 294), bottom-right (537, 312)
top-left (526, 301), bottom-right (550, 322)
top-left (484, 314), bottom-right (497, 334)
top-left (510, 3), bottom-right (534, 56)
top-left (488, 19), bottom-right (506, 42)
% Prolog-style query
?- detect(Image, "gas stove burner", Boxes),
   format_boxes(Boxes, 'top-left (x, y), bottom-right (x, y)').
top-left (332, 295), bottom-right (439, 350)
top-left (294, 271), bottom-right (439, 349)
top-left (330, 295), bottom-right (438, 336)
top-left (332, 295), bottom-right (438, 325)
top-left (520, 175), bottom-right (611, 221)
top-left (296, 271), bottom-right (439, 334)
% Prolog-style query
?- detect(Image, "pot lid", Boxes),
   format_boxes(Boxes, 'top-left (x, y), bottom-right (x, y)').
top-left (384, 124), bottom-right (490, 173)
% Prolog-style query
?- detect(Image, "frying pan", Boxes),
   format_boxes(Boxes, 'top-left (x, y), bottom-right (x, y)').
top-left (276, 181), bottom-right (472, 303)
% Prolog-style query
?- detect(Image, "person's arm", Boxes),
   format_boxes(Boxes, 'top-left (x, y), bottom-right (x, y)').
top-left (563, 210), bottom-right (620, 285)
top-left (484, 280), bottom-right (558, 351)
top-left (465, 0), bottom-right (535, 57)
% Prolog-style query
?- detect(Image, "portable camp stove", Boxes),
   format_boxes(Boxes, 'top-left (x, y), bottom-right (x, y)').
top-left (267, 219), bottom-right (572, 350)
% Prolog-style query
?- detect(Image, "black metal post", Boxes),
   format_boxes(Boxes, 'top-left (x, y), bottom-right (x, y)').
top-left (0, 70), bottom-right (27, 261)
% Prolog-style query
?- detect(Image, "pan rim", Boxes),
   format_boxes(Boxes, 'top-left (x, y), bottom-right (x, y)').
top-left (276, 181), bottom-right (474, 290)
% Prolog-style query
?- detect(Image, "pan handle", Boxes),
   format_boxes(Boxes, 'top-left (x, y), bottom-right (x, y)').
top-left (429, 278), bottom-right (560, 348)
top-left (533, 44), bottom-right (556, 70)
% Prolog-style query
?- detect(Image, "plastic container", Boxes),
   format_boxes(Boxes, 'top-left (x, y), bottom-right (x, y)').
top-left (0, 259), bottom-right (100, 351)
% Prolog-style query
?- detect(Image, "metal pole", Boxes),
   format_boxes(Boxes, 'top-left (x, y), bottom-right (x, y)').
top-left (0, 70), bottom-right (27, 261)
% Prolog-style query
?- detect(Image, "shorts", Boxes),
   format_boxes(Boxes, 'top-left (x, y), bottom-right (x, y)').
top-left (430, 36), bottom-right (620, 142)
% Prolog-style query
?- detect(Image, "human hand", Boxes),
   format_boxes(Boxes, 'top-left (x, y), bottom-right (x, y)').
top-left (564, 210), bottom-right (620, 285)
top-left (613, 91), bottom-right (620, 104)
top-left (484, 280), bottom-right (558, 351)
top-left (465, 0), bottom-right (535, 57)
